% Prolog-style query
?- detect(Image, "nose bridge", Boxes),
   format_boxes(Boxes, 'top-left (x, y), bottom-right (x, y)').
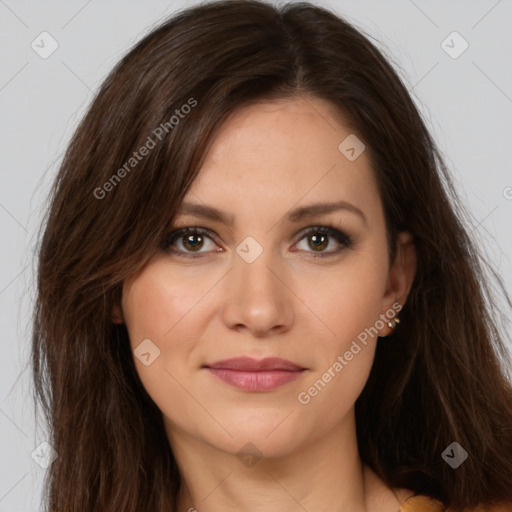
top-left (221, 233), bottom-right (292, 334)
top-left (235, 233), bottom-right (285, 298)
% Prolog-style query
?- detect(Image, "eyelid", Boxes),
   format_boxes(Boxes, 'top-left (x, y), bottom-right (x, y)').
top-left (161, 224), bottom-right (354, 257)
top-left (160, 226), bottom-right (219, 252)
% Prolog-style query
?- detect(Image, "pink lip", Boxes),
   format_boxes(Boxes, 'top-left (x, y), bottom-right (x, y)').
top-left (205, 356), bottom-right (304, 371)
top-left (204, 357), bottom-right (306, 392)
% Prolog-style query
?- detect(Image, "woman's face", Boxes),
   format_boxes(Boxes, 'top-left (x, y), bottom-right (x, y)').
top-left (117, 96), bottom-right (415, 459)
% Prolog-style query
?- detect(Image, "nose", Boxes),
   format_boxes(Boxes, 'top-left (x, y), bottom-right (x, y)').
top-left (220, 245), bottom-right (294, 337)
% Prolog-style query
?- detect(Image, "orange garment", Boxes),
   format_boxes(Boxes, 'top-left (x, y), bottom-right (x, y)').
top-left (399, 495), bottom-right (512, 512)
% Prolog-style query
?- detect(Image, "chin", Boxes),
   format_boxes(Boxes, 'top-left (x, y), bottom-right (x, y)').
top-left (204, 412), bottom-right (305, 458)
top-left (220, 433), bottom-right (298, 463)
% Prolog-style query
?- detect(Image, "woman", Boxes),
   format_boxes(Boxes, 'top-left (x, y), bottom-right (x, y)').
top-left (32, 1), bottom-right (512, 511)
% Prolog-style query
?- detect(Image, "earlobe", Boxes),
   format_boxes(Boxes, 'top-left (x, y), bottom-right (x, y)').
top-left (378, 231), bottom-right (416, 337)
top-left (381, 230), bottom-right (417, 313)
top-left (391, 231), bottom-right (417, 306)
top-left (111, 302), bottom-right (124, 324)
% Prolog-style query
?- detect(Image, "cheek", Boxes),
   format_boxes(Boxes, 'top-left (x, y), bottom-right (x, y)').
top-left (121, 266), bottom-right (208, 428)
top-left (121, 259), bottom-right (225, 384)
top-left (293, 253), bottom-right (388, 350)
top-left (294, 266), bottom-right (386, 419)
top-left (122, 263), bottom-right (212, 346)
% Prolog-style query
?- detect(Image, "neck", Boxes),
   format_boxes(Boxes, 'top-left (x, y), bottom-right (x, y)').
top-left (167, 409), bottom-right (400, 512)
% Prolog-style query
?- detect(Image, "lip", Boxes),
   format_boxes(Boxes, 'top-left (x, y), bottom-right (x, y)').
top-left (204, 356), bottom-right (304, 371)
top-left (203, 357), bottom-right (306, 392)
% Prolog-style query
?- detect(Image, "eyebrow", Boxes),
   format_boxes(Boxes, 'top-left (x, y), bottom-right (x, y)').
top-left (176, 200), bottom-right (368, 227)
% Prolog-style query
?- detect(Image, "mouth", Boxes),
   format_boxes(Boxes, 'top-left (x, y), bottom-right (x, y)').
top-left (203, 357), bottom-right (307, 392)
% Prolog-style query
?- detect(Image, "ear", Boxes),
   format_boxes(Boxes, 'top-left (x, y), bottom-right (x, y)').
top-left (378, 230), bottom-right (417, 335)
top-left (111, 301), bottom-right (124, 324)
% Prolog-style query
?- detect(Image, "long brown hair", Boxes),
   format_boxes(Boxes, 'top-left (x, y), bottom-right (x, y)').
top-left (32, 1), bottom-right (512, 511)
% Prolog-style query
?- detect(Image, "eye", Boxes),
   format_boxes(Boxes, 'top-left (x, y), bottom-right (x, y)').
top-left (160, 227), bottom-right (218, 257)
top-left (160, 225), bottom-right (353, 259)
top-left (293, 226), bottom-right (353, 258)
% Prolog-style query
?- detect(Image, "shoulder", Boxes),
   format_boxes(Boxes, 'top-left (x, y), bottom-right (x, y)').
top-left (399, 494), bottom-right (445, 512)
top-left (399, 495), bottom-right (512, 512)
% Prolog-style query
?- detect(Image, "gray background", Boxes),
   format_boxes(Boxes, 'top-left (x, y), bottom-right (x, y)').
top-left (1, 0), bottom-right (511, 510)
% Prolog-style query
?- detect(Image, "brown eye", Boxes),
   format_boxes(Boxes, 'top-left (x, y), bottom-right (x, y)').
top-left (307, 233), bottom-right (329, 251)
top-left (161, 227), bottom-right (218, 256)
top-left (160, 225), bottom-right (353, 259)
top-left (182, 233), bottom-right (205, 251)
top-left (294, 226), bottom-right (353, 258)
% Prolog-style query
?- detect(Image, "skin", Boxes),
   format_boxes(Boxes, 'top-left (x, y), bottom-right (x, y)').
top-left (113, 96), bottom-right (417, 512)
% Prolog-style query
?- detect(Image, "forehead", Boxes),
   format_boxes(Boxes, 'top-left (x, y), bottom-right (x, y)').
top-left (202, 96), bottom-right (352, 170)
top-left (182, 97), bottom-right (381, 225)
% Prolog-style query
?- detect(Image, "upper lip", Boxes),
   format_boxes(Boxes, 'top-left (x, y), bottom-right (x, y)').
top-left (204, 357), bottom-right (305, 371)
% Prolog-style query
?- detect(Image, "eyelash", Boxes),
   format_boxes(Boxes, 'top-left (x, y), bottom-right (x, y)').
top-left (160, 225), bottom-right (353, 259)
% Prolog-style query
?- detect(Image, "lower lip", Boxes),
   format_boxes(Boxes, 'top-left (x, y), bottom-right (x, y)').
top-left (206, 368), bottom-right (304, 391)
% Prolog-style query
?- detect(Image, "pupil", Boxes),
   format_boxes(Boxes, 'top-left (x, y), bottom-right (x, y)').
top-left (310, 234), bottom-right (327, 251)
top-left (184, 234), bottom-right (203, 251)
